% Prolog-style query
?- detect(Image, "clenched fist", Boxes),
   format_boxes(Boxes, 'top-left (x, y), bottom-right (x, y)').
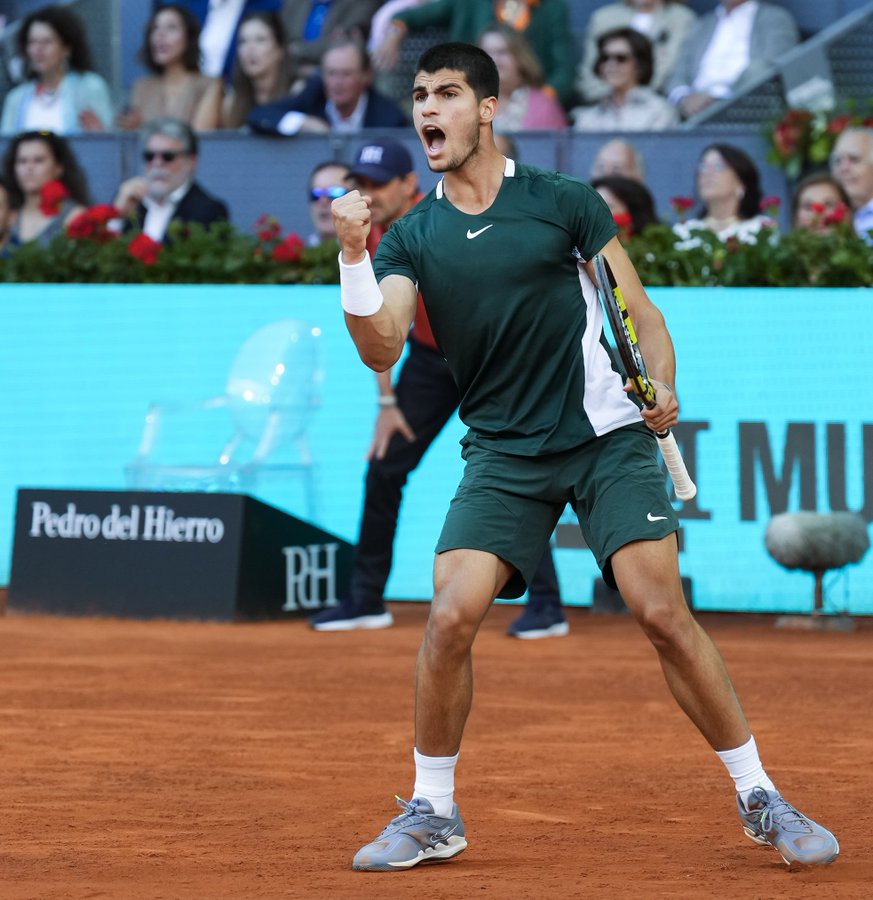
top-left (332, 190), bottom-right (372, 263)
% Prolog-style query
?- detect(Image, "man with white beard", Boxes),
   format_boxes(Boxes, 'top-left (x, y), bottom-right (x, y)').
top-left (112, 116), bottom-right (229, 242)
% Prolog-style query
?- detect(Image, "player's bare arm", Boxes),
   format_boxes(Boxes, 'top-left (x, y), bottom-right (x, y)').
top-left (333, 190), bottom-right (417, 371)
top-left (588, 236), bottom-right (679, 434)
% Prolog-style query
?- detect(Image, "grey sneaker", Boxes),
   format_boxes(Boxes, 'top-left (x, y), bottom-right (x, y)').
top-left (738, 787), bottom-right (839, 866)
top-left (352, 796), bottom-right (467, 871)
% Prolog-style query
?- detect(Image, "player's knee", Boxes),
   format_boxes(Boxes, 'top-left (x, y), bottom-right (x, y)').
top-left (633, 593), bottom-right (693, 651)
top-left (425, 591), bottom-right (479, 654)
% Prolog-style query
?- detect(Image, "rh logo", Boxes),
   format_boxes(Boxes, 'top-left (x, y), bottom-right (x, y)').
top-left (282, 543), bottom-right (340, 611)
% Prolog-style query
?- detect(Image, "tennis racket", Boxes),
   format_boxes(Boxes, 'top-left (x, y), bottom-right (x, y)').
top-left (593, 253), bottom-right (697, 501)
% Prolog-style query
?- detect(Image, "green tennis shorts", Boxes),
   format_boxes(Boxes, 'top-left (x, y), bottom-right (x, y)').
top-left (436, 422), bottom-right (679, 598)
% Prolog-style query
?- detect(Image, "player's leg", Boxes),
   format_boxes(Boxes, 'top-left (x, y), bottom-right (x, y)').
top-left (311, 343), bottom-right (457, 630)
top-left (352, 548), bottom-right (513, 873)
top-left (416, 548), bottom-right (515, 756)
top-left (612, 537), bottom-right (839, 866)
top-left (579, 424), bottom-right (838, 866)
top-left (611, 536), bottom-right (750, 749)
top-left (353, 447), bottom-right (560, 871)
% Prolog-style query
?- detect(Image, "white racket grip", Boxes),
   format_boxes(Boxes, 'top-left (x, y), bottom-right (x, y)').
top-left (655, 431), bottom-right (697, 500)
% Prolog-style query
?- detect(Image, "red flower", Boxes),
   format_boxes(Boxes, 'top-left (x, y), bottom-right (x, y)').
top-left (611, 211), bottom-right (632, 230)
top-left (254, 213), bottom-right (281, 243)
top-left (66, 214), bottom-right (96, 240)
top-left (39, 180), bottom-right (70, 216)
top-left (86, 203), bottom-right (120, 224)
top-left (824, 203), bottom-right (849, 226)
top-left (771, 109), bottom-right (812, 158)
top-left (760, 195), bottom-right (782, 216)
top-left (128, 232), bottom-right (163, 265)
top-left (826, 113), bottom-right (854, 134)
top-left (65, 204), bottom-right (121, 243)
top-left (271, 232), bottom-right (304, 263)
top-left (669, 195), bottom-right (695, 223)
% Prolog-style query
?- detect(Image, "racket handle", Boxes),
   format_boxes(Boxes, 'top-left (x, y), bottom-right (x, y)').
top-left (655, 430), bottom-right (697, 501)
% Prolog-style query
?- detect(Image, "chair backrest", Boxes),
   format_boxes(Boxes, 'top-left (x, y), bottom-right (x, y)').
top-left (225, 319), bottom-right (322, 443)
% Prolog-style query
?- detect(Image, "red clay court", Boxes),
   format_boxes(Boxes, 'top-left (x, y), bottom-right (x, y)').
top-left (1, 600), bottom-right (871, 899)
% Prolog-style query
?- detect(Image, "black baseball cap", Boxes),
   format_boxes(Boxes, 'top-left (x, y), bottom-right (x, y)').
top-left (349, 140), bottom-right (414, 184)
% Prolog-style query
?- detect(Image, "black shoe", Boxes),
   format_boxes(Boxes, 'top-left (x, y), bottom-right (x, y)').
top-left (506, 606), bottom-right (568, 639)
top-left (309, 601), bottom-right (393, 631)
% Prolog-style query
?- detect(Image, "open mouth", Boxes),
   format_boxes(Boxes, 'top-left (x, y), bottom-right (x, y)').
top-left (422, 125), bottom-right (446, 154)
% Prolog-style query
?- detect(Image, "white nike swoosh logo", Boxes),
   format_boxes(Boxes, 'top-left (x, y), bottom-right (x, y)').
top-left (466, 225), bottom-right (493, 239)
top-left (647, 513), bottom-right (668, 522)
top-left (428, 824), bottom-right (459, 845)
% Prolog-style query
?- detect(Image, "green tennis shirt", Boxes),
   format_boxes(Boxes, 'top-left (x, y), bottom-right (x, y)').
top-left (374, 160), bottom-right (643, 456)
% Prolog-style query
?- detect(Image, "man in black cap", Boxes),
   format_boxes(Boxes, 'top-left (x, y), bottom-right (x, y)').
top-left (310, 138), bottom-right (565, 637)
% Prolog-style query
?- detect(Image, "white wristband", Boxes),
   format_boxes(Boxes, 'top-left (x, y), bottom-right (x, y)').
top-left (339, 251), bottom-right (384, 317)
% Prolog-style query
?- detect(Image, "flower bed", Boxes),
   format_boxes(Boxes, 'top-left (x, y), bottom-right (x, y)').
top-left (0, 206), bottom-right (339, 285)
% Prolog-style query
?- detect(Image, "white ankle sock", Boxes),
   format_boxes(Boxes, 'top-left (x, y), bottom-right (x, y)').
top-left (716, 735), bottom-right (776, 809)
top-left (413, 747), bottom-right (458, 818)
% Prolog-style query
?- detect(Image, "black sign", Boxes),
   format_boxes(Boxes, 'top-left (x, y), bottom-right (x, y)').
top-left (9, 489), bottom-right (353, 620)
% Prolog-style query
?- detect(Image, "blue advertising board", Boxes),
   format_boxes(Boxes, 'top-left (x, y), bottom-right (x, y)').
top-left (1, 284), bottom-right (870, 613)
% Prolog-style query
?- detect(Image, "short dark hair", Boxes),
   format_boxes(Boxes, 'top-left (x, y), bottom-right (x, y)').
top-left (141, 4), bottom-right (202, 74)
top-left (417, 42), bottom-right (500, 101)
top-left (19, 4), bottom-right (93, 75)
top-left (591, 175), bottom-right (658, 236)
top-left (308, 159), bottom-right (351, 192)
top-left (698, 143), bottom-right (762, 220)
top-left (596, 27), bottom-right (653, 87)
top-left (1, 130), bottom-right (91, 208)
top-left (321, 35), bottom-right (371, 72)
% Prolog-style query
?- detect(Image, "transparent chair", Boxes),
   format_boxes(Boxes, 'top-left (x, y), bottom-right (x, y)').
top-left (125, 319), bottom-right (323, 517)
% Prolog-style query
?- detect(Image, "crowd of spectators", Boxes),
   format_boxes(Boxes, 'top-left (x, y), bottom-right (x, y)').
top-left (0, 1), bottom-right (870, 252)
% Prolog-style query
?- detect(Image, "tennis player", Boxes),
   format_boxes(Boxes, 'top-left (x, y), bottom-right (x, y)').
top-left (332, 41), bottom-right (838, 872)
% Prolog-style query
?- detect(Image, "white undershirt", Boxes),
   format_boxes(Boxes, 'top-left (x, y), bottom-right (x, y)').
top-left (23, 86), bottom-right (65, 132)
top-left (142, 180), bottom-right (191, 242)
top-left (629, 11), bottom-right (655, 36)
top-left (200, 0), bottom-right (245, 77)
top-left (325, 94), bottom-right (369, 133)
top-left (693, 1), bottom-right (758, 98)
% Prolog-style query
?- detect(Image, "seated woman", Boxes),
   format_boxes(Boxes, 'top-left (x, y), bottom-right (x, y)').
top-left (1, 130), bottom-right (89, 248)
top-left (673, 143), bottom-right (774, 244)
top-left (117, 4), bottom-right (222, 132)
top-left (221, 12), bottom-right (301, 129)
top-left (0, 5), bottom-right (112, 135)
top-left (577, 0), bottom-right (697, 103)
top-left (592, 175), bottom-right (658, 243)
top-left (477, 22), bottom-right (567, 131)
top-left (791, 172), bottom-right (853, 234)
top-left (572, 28), bottom-right (678, 132)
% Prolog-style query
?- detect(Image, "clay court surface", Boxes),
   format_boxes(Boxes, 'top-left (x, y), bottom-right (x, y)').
top-left (1, 601), bottom-right (871, 899)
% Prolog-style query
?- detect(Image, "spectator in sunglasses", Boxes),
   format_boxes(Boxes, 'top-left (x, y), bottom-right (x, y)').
top-left (307, 160), bottom-right (351, 246)
top-left (112, 116), bottom-right (229, 242)
top-left (573, 27), bottom-right (677, 131)
top-left (577, 1), bottom-right (697, 105)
